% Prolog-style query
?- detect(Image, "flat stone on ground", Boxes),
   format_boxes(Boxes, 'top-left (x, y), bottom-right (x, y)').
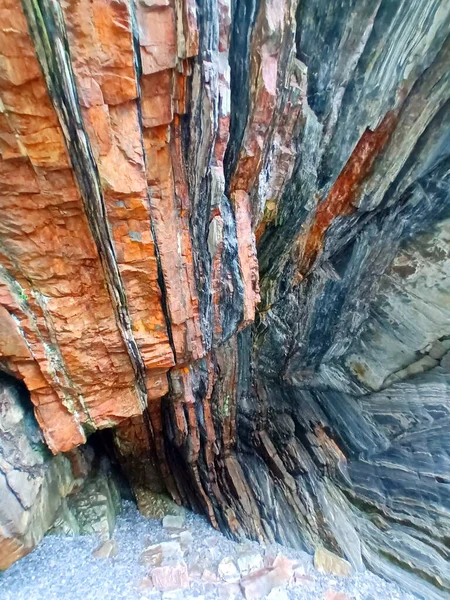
top-left (152, 561), bottom-right (189, 591)
top-left (163, 515), bottom-right (186, 530)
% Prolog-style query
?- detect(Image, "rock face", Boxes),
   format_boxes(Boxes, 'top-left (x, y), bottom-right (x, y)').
top-left (0, 374), bottom-right (88, 567)
top-left (0, 0), bottom-right (449, 598)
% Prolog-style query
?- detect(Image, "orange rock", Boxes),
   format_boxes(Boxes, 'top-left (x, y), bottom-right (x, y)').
top-left (136, 4), bottom-right (177, 74)
top-left (143, 123), bottom-right (204, 363)
top-left (0, 0), bottom-right (144, 450)
top-left (61, 0), bottom-right (175, 382)
top-left (151, 562), bottom-right (190, 591)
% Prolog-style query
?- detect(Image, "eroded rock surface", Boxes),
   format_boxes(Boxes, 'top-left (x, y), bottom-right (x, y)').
top-left (0, 1), bottom-right (449, 598)
top-left (0, 375), bottom-right (88, 568)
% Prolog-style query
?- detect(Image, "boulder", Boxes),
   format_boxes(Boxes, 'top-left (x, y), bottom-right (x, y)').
top-left (314, 548), bottom-right (352, 577)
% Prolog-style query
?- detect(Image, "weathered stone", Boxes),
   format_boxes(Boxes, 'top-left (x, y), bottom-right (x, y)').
top-left (140, 544), bottom-right (163, 568)
top-left (68, 468), bottom-right (121, 538)
top-left (219, 583), bottom-right (242, 600)
top-left (0, 376), bottom-right (89, 569)
top-left (178, 530), bottom-right (193, 549)
top-left (323, 591), bottom-right (351, 600)
top-left (48, 500), bottom-right (80, 536)
top-left (237, 552), bottom-right (264, 576)
top-left (218, 557), bottom-right (240, 582)
top-left (267, 589), bottom-right (289, 600)
top-left (239, 562), bottom-right (293, 600)
top-left (151, 561), bottom-right (189, 591)
top-left (163, 515), bottom-right (185, 530)
top-left (92, 539), bottom-right (118, 559)
top-left (136, 490), bottom-right (185, 520)
top-left (314, 548), bottom-right (352, 577)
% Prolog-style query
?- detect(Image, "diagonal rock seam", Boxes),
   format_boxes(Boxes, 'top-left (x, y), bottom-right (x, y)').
top-left (21, 0), bottom-right (159, 412)
top-left (0, 1), bottom-right (449, 599)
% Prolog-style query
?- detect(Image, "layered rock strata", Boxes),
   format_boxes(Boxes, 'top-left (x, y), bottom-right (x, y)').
top-left (0, 1), bottom-right (449, 599)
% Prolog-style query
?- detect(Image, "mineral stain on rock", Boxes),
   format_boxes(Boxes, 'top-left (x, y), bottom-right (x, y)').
top-left (0, 1), bottom-right (450, 600)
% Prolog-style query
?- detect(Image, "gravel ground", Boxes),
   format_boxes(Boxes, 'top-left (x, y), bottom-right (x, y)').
top-left (0, 501), bottom-right (420, 600)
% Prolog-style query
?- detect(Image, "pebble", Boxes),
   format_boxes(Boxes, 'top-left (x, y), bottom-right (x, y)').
top-left (163, 515), bottom-right (186, 530)
top-left (0, 501), bottom-right (421, 600)
top-left (218, 557), bottom-right (240, 582)
top-left (323, 591), bottom-right (351, 600)
top-left (92, 539), bottom-right (117, 559)
top-left (237, 553), bottom-right (263, 576)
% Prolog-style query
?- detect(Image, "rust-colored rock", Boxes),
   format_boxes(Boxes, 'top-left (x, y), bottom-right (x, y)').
top-left (1, 4), bottom-right (449, 600)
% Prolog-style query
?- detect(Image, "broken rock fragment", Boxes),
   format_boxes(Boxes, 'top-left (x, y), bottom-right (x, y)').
top-left (218, 556), bottom-right (240, 582)
top-left (237, 552), bottom-right (264, 576)
top-left (314, 547), bottom-right (352, 577)
top-left (92, 539), bottom-right (118, 559)
top-left (151, 561), bottom-right (190, 591)
top-left (240, 556), bottom-right (293, 600)
top-left (163, 515), bottom-right (186, 530)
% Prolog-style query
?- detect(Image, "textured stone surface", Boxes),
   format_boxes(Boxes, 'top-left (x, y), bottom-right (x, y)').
top-left (0, 1), bottom-right (449, 599)
top-left (0, 376), bottom-right (89, 568)
top-left (314, 548), bottom-right (352, 577)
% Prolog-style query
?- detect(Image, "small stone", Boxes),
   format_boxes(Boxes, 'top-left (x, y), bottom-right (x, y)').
top-left (240, 561), bottom-right (292, 600)
top-left (139, 577), bottom-right (154, 590)
top-left (188, 563), bottom-right (203, 580)
top-left (429, 340), bottom-right (448, 360)
top-left (202, 568), bottom-right (219, 583)
top-left (163, 514), bottom-right (185, 530)
top-left (237, 553), bottom-right (263, 576)
top-left (293, 573), bottom-right (315, 588)
top-left (267, 589), bottom-right (289, 600)
top-left (272, 554), bottom-right (294, 572)
top-left (92, 539), bottom-right (117, 558)
top-left (140, 0), bottom-right (170, 6)
top-left (152, 562), bottom-right (189, 591)
top-left (140, 544), bottom-right (163, 567)
top-left (218, 556), bottom-right (240, 582)
top-left (441, 351), bottom-right (450, 371)
top-left (179, 530), bottom-right (193, 549)
top-left (219, 583), bottom-right (242, 599)
top-left (314, 547), bottom-right (352, 577)
top-left (240, 569), bottom-right (273, 600)
top-left (293, 563), bottom-right (306, 577)
top-left (162, 591), bottom-right (185, 600)
top-left (324, 591), bottom-right (351, 600)
top-left (160, 540), bottom-right (184, 564)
